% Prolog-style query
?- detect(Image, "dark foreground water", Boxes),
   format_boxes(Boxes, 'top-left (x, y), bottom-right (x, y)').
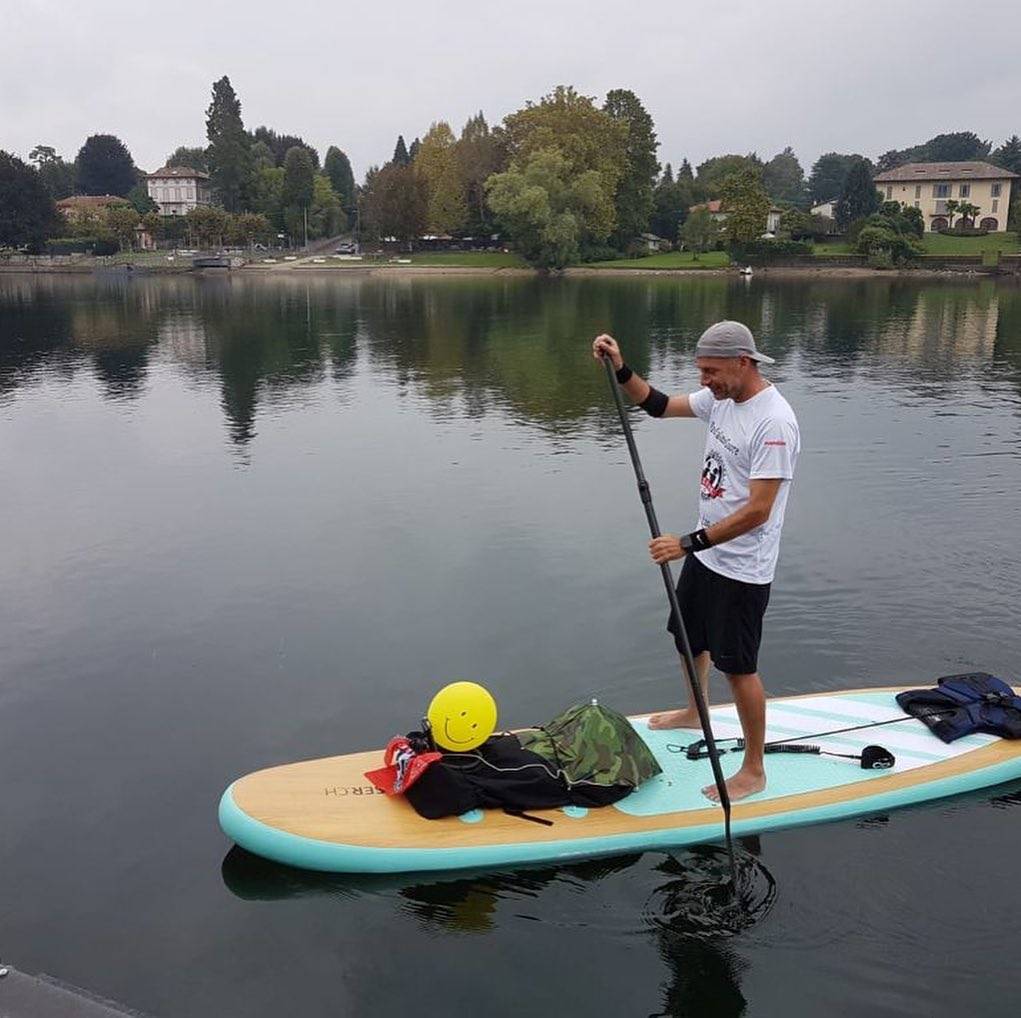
top-left (2, 271), bottom-right (1020, 1017)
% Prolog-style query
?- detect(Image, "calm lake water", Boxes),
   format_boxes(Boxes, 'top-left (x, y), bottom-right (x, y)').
top-left (2, 271), bottom-right (1020, 1017)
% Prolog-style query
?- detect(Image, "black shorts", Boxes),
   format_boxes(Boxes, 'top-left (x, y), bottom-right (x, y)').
top-left (666, 554), bottom-right (771, 676)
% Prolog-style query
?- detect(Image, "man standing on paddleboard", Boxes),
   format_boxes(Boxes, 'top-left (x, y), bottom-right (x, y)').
top-left (593, 322), bottom-right (799, 801)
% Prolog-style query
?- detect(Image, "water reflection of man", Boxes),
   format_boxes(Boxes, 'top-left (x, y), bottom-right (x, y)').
top-left (593, 323), bottom-right (800, 801)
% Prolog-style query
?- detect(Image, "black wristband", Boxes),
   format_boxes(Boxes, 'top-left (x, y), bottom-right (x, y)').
top-left (615, 363), bottom-right (633, 384)
top-left (638, 386), bottom-right (669, 418)
top-left (687, 528), bottom-right (713, 551)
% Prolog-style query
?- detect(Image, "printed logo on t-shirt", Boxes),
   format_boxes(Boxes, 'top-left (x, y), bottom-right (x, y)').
top-left (701, 450), bottom-right (726, 500)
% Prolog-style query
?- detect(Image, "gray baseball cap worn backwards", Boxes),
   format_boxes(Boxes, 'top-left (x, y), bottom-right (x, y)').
top-left (695, 320), bottom-right (775, 364)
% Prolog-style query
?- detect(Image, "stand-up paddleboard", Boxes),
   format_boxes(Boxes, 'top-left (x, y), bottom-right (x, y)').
top-left (218, 685), bottom-right (1021, 874)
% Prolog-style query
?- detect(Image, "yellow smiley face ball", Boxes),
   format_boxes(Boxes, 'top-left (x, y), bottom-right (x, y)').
top-left (427, 681), bottom-right (498, 751)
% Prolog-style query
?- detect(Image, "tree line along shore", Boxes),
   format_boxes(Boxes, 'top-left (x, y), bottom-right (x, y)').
top-left (2, 76), bottom-right (1020, 272)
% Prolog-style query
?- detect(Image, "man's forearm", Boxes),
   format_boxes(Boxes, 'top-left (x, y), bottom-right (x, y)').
top-left (619, 369), bottom-right (651, 405)
top-left (703, 502), bottom-right (771, 547)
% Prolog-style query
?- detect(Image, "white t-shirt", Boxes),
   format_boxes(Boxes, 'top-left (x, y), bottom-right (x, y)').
top-left (688, 383), bottom-right (799, 585)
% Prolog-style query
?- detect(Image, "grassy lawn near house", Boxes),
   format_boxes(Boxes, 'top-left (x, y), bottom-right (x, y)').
top-left (812, 241), bottom-right (853, 255)
top-left (586, 250), bottom-right (731, 269)
top-left (814, 232), bottom-right (1019, 257)
top-left (918, 231), bottom-right (1018, 255)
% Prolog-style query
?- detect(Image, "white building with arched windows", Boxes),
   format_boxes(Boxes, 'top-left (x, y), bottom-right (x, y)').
top-left (873, 161), bottom-right (1017, 232)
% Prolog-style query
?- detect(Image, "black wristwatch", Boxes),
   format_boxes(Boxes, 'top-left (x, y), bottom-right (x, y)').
top-left (681, 528), bottom-right (712, 553)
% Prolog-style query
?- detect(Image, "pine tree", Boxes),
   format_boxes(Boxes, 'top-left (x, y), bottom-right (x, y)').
top-left (206, 76), bottom-right (253, 212)
top-left (392, 136), bottom-right (410, 167)
top-left (324, 147), bottom-right (356, 211)
top-left (408, 138), bottom-right (421, 162)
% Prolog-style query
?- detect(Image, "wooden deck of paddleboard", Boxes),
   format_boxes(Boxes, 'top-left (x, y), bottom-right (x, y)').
top-left (222, 685), bottom-right (1021, 868)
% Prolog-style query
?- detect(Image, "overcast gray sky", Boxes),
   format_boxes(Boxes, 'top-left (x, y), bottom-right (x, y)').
top-left (3, 0), bottom-right (1019, 179)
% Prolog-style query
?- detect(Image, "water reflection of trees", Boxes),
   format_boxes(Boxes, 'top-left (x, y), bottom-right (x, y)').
top-left (2, 274), bottom-right (1019, 440)
top-left (188, 278), bottom-right (359, 443)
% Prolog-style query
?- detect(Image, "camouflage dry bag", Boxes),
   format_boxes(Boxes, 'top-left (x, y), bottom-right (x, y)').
top-left (519, 701), bottom-right (661, 789)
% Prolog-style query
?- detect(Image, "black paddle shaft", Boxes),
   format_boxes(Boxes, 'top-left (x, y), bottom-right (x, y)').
top-left (601, 355), bottom-right (738, 888)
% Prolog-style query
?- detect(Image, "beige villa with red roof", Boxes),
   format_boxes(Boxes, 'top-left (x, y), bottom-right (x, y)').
top-left (146, 165), bottom-right (212, 216)
top-left (55, 194), bottom-right (131, 223)
top-left (873, 161), bottom-right (1017, 232)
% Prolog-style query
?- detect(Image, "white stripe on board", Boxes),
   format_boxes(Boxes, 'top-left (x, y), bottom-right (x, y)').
top-left (770, 697), bottom-right (997, 752)
top-left (702, 710), bottom-right (943, 765)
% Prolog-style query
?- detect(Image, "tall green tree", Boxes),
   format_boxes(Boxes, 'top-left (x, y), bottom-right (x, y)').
top-left (456, 112), bottom-right (507, 235)
top-left (252, 127), bottom-right (318, 167)
top-left (249, 165), bottom-right (285, 230)
top-left (29, 145), bottom-right (76, 199)
top-left (834, 158), bottom-right (880, 228)
top-left (991, 135), bottom-right (1021, 175)
top-left (75, 134), bottom-right (137, 196)
top-left (281, 146), bottom-right (315, 241)
top-left (206, 76), bottom-right (253, 212)
top-left (485, 147), bottom-right (615, 269)
top-left (762, 147), bottom-right (807, 206)
top-left (719, 169), bottom-right (771, 242)
top-left (324, 146), bottom-right (356, 211)
top-left (308, 175), bottom-right (346, 238)
top-left (808, 152), bottom-right (869, 203)
top-left (415, 121), bottom-right (467, 234)
top-left (250, 141), bottom-right (276, 171)
top-left (165, 145), bottom-right (209, 171)
top-left (0, 151), bottom-right (58, 247)
top-left (650, 163), bottom-right (693, 241)
top-left (602, 88), bottom-right (659, 244)
top-left (501, 85), bottom-right (627, 208)
top-left (696, 154), bottom-right (762, 197)
top-left (282, 146), bottom-right (315, 207)
top-left (392, 135), bottom-right (411, 167)
top-left (360, 162), bottom-right (427, 245)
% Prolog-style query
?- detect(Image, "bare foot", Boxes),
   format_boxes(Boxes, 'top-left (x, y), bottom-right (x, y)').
top-left (647, 707), bottom-right (702, 730)
top-left (703, 766), bottom-right (766, 803)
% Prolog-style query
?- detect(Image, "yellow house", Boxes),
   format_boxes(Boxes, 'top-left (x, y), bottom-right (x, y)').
top-left (873, 161), bottom-right (1017, 232)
